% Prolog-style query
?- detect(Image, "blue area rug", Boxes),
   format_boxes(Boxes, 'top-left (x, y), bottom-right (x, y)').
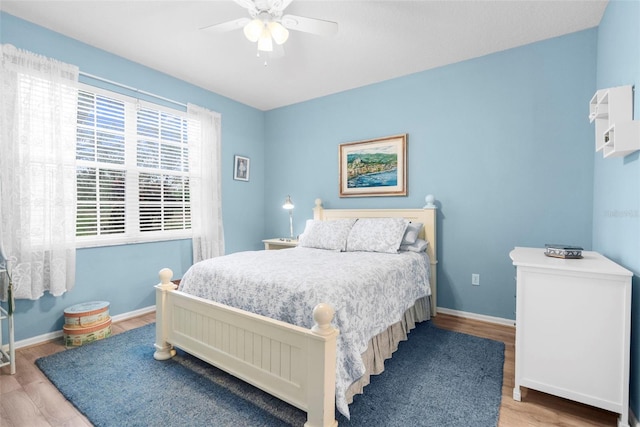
top-left (36, 321), bottom-right (504, 426)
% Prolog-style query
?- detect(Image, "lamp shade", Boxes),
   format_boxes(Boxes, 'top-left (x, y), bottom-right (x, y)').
top-left (282, 195), bottom-right (294, 210)
top-left (268, 21), bottom-right (289, 45)
top-left (257, 28), bottom-right (273, 52)
top-left (243, 18), bottom-right (264, 42)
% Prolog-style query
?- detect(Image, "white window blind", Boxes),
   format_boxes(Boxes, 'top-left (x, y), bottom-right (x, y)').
top-left (76, 84), bottom-right (193, 247)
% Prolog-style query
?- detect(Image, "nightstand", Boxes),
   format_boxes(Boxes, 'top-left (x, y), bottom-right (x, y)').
top-left (262, 238), bottom-right (298, 250)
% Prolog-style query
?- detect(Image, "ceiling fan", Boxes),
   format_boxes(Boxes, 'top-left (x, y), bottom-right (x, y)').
top-left (201, 0), bottom-right (338, 57)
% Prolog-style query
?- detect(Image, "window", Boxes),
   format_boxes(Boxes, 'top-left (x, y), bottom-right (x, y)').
top-left (76, 85), bottom-right (194, 247)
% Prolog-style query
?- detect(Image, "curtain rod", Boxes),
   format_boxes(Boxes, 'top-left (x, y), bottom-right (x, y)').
top-left (79, 71), bottom-right (188, 108)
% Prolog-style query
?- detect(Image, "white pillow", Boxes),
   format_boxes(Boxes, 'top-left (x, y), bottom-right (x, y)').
top-left (298, 219), bottom-right (356, 251)
top-left (401, 222), bottom-right (423, 245)
top-left (400, 238), bottom-right (429, 253)
top-left (346, 217), bottom-right (409, 254)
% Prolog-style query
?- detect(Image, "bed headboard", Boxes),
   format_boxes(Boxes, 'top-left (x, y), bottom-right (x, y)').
top-left (312, 198), bottom-right (438, 315)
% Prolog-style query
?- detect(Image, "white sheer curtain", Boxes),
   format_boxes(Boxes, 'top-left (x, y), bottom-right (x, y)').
top-left (187, 104), bottom-right (224, 262)
top-left (0, 44), bottom-right (79, 300)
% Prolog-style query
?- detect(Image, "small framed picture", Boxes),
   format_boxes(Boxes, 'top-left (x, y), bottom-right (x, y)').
top-left (234, 155), bottom-right (250, 181)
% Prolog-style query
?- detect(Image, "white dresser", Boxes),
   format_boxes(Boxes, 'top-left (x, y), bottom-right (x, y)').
top-left (510, 247), bottom-right (632, 427)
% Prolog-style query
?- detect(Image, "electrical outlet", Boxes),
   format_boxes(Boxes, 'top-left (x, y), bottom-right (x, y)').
top-left (472, 274), bottom-right (480, 286)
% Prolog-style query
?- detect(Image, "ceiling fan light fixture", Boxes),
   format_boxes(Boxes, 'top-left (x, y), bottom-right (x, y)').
top-left (243, 18), bottom-right (263, 42)
top-left (203, 0), bottom-right (339, 61)
top-left (257, 29), bottom-right (273, 52)
top-left (268, 21), bottom-right (289, 45)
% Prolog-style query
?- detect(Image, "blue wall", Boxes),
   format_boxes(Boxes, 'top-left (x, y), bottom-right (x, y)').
top-left (592, 0), bottom-right (640, 417)
top-left (0, 12), bottom-right (267, 341)
top-left (265, 29), bottom-right (597, 320)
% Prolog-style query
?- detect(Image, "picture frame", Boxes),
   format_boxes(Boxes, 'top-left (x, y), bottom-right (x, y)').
top-left (339, 134), bottom-right (407, 197)
top-left (234, 155), bottom-right (250, 181)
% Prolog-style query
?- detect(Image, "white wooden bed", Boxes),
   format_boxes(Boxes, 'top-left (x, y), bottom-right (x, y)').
top-left (154, 199), bottom-right (437, 427)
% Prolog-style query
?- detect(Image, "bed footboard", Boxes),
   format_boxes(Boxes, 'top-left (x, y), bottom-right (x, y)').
top-left (154, 268), bottom-right (339, 427)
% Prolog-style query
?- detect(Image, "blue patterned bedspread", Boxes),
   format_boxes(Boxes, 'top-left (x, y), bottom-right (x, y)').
top-left (178, 247), bottom-right (431, 418)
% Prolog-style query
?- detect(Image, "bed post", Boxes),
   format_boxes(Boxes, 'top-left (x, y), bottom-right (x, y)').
top-left (422, 205), bottom-right (438, 316)
top-left (305, 303), bottom-right (339, 427)
top-left (154, 268), bottom-right (177, 361)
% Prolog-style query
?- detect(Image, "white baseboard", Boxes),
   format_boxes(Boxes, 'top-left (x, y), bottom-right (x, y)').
top-left (110, 305), bottom-right (155, 323)
top-left (8, 305), bottom-right (512, 349)
top-left (436, 306), bottom-right (515, 327)
top-left (5, 305), bottom-right (155, 351)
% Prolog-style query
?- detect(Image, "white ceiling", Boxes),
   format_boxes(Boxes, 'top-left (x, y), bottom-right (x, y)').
top-left (1, 0), bottom-right (608, 111)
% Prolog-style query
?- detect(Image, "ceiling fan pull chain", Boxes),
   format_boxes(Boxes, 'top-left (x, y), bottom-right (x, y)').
top-left (256, 50), bottom-right (269, 67)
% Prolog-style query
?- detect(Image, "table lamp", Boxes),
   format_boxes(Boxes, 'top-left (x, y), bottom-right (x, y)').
top-left (282, 195), bottom-right (294, 240)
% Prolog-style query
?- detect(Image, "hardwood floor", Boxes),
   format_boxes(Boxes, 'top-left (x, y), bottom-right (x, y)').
top-left (0, 312), bottom-right (620, 426)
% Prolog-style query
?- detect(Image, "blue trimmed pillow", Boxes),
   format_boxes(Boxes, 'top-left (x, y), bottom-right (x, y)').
top-left (298, 219), bottom-right (356, 251)
top-left (401, 222), bottom-right (423, 245)
top-left (346, 217), bottom-right (409, 254)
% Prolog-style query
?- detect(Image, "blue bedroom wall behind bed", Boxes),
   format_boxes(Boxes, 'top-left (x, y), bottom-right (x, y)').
top-left (0, 12), bottom-right (266, 341)
top-left (264, 29), bottom-right (597, 321)
top-left (591, 0), bottom-right (640, 417)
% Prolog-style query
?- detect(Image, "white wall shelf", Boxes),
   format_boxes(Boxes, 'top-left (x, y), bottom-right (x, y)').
top-left (589, 85), bottom-right (639, 158)
top-left (603, 121), bottom-right (640, 158)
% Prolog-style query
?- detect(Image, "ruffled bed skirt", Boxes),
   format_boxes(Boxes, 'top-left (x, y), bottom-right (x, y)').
top-left (345, 296), bottom-right (432, 404)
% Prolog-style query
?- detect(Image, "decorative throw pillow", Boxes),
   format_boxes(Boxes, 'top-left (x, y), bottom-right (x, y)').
top-left (400, 238), bottom-right (429, 253)
top-left (346, 217), bottom-right (409, 254)
top-left (401, 222), bottom-right (424, 245)
top-left (298, 219), bottom-right (357, 251)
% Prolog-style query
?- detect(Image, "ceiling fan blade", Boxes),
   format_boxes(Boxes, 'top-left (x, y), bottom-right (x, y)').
top-left (233, 0), bottom-right (259, 15)
top-left (200, 18), bottom-right (250, 33)
top-left (268, 0), bottom-right (293, 15)
top-left (281, 14), bottom-right (338, 37)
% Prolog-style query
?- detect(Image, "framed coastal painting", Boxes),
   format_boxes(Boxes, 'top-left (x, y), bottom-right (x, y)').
top-left (339, 134), bottom-right (407, 197)
top-left (234, 155), bottom-right (250, 181)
